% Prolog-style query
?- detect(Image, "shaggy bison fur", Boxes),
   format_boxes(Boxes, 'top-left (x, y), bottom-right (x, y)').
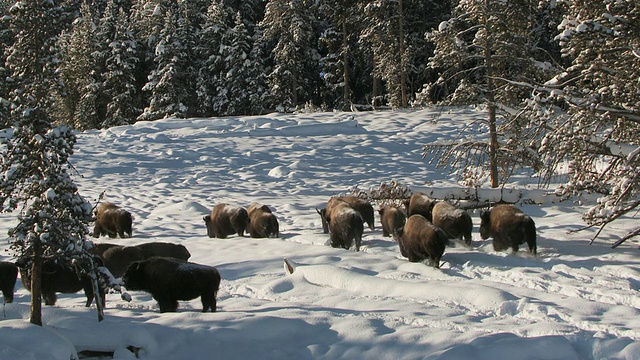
top-left (203, 203), bottom-right (250, 238)
top-left (246, 203), bottom-right (280, 238)
top-left (100, 245), bottom-right (146, 278)
top-left (318, 196), bottom-right (374, 233)
top-left (0, 261), bottom-right (18, 304)
top-left (93, 202), bottom-right (133, 238)
top-left (17, 258), bottom-right (105, 307)
top-left (134, 242), bottom-right (191, 261)
top-left (395, 215), bottom-right (448, 268)
top-left (378, 206), bottom-right (406, 238)
top-left (94, 242), bottom-right (191, 279)
top-left (404, 192), bottom-right (436, 221)
top-left (122, 257), bottom-right (221, 313)
top-left (431, 201), bottom-right (473, 245)
top-left (327, 202), bottom-right (364, 251)
top-left (480, 204), bottom-right (537, 255)
top-left (90, 242), bottom-right (121, 258)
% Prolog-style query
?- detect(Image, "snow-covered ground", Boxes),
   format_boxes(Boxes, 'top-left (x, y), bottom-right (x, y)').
top-left (1, 107), bottom-right (639, 359)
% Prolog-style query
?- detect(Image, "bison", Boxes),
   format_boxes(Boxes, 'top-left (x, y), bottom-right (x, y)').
top-left (404, 192), bottom-right (436, 221)
top-left (378, 205), bottom-right (406, 238)
top-left (93, 202), bottom-right (133, 238)
top-left (100, 245), bottom-right (146, 278)
top-left (318, 196), bottom-right (375, 234)
top-left (203, 203), bottom-right (250, 238)
top-left (327, 202), bottom-right (364, 251)
top-left (16, 258), bottom-right (105, 307)
top-left (431, 201), bottom-right (473, 246)
top-left (479, 204), bottom-right (537, 255)
top-left (246, 203), bottom-right (280, 238)
top-left (134, 242), bottom-right (191, 261)
top-left (89, 242), bottom-right (120, 258)
top-left (0, 261), bottom-right (18, 304)
top-left (122, 257), bottom-right (221, 313)
top-left (394, 215), bottom-right (448, 268)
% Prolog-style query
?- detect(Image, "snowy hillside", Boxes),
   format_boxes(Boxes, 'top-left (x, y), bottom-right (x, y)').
top-left (0, 107), bottom-right (639, 359)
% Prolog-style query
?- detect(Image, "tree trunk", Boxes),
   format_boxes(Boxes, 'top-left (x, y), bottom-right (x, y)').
top-left (342, 12), bottom-right (351, 110)
top-left (90, 271), bottom-right (104, 322)
top-left (484, 2), bottom-right (499, 188)
top-left (398, 0), bottom-right (407, 108)
top-left (30, 242), bottom-right (43, 326)
top-left (292, 67), bottom-right (298, 108)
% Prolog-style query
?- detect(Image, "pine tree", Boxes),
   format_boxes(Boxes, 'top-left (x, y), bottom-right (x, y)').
top-left (99, 0), bottom-right (141, 127)
top-left (359, 0), bottom-right (409, 109)
top-left (260, 0), bottom-right (320, 111)
top-left (1, 0), bottom-right (104, 325)
top-left (138, 1), bottom-right (198, 120)
top-left (423, 0), bottom-right (556, 188)
top-left (531, 0), bottom-right (640, 246)
top-left (318, 0), bottom-right (359, 110)
top-left (55, 2), bottom-right (104, 130)
top-left (217, 12), bottom-right (266, 116)
top-left (0, 0), bottom-right (12, 128)
top-left (196, 0), bottom-right (229, 116)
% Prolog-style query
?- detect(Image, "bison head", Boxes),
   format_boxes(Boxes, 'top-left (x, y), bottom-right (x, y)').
top-left (122, 261), bottom-right (147, 291)
top-left (479, 210), bottom-right (492, 240)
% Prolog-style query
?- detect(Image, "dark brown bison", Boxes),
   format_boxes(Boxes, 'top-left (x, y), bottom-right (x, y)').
top-left (93, 202), bottom-right (133, 238)
top-left (431, 201), bottom-right (473, 245)
top-left (16, 258), bottom-right (105, 307)
top-left (122, 257), bottom-right (221, 313)
top-left (134, 242), bottom-right (191, 261)
top-left (395, 215), bottom-right (448, 268)
top-left (479, 204), bottom-right (537, 255)
top-left (378, 206), bottom-right (406, 238)
top-left (0, 261), bottom-right (18, 304)
top-left (318, 196), bottom-right (375, 233)
top-left (89, 242), bottom-right (121, 258)
top-left (404, 192), bottom-right (436, 221)
top-left (100, 245), bottom-right (145, 278)
top-left (327, 202), bottom-right (364, 251)
top-left (246, 203), bottom-right (279, 238)
top-left (203, 203), bottom-right (250, 238)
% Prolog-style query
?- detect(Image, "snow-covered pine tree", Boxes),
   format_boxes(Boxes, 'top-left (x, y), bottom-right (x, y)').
top-left (359, 0), bottom-right (409, 109)
top-left (422, 0), bottom-right (556, 188)
top-left (138, 1), bottom-right (198, 121)
top-left (55, 2), bottom-right (104, 130)
top-left (196, 0), bottom-right (230, 117)
top-left (318, 0), bottom-right (359, 110)
top-left (99, 0), bottom-right (141, 128)
top-left (0, 0), bottom-right (12, 128)
top-left (531, 0), bottom-right (640, 246)
top-left (216, 12), bottom-right (266, 116)
top-left (259, 0), bottom-right (320, 111)
top-left (1, 0), bottom-right (104, 325)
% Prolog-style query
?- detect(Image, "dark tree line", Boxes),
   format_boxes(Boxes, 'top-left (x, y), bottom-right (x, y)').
top-left (1, 0), bottom-right (451, 130)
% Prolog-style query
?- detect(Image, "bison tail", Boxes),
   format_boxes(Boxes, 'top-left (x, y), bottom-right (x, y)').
top-left (523, 217), bottom-right (537, 255)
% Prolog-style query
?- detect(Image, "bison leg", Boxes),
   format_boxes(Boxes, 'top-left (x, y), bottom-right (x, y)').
top-left (233, 225), bottom-right (245, 237)
top-left (201, 293), bottom-right (217, 312)
top-left (2, 288), bottom-right (13, 303)
top-left (429, 254), bottom-right (441, 269)
top-left (463, 231), bottom-right (472, 246)
top-left (527, 240), bottom-right (537, 255)
top-left (354, 234), bottom-right (362, 252)
top-left (157, 298), bottom-right (179, 313)
top-left (83, 284), bottom-right (98, 307)
top-left (492, 236), bottom-right (510, 252)
top-left (43, 292), bottom-right (57, 306)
